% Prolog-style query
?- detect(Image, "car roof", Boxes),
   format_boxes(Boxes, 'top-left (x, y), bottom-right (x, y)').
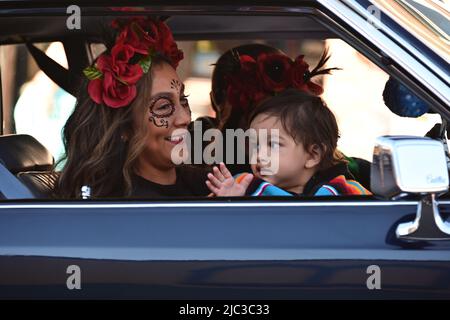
top-left (0, 2), bottom-right (335, 45)
top-left (0, 14), bottom-right (335, 44)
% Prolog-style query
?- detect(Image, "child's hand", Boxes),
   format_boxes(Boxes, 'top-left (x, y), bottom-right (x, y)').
top-left (206, 162), bottom-right (253, 197)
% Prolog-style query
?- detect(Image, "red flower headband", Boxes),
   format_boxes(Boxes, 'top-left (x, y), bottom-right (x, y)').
top-left (225, 49), bottom-right (339, 112)
top-left (83, 17), bottom-right (184, 108)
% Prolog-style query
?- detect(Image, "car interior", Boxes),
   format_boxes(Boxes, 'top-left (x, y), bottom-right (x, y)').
top-left (0, 9), bottom-right (447, 200)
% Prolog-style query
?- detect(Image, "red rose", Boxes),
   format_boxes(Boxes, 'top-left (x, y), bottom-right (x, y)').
top-left (136, 18), bottom-right (161, 50)
top-left (290, 55), bottom-right (309, 89)
top-left (88, 54), bottom-right (143, 108)
top-left (290, 55), bottom-right (324, 95)
top-left (226, 55), bottom-right (266, 110)
top-left (239, 55), bottom-right (257, 72)
top-left (88, 73), bottom-right (138, 109)
top-left (111, 43), bottom-right (134, 64)
top-left (86, 17), bottom-right (185, 108)
top-left (240, 56), bottom-right (267, 105)
top-left (167, 43), bottom-right (184, 69)
top-left (116, 22), bottom-right (157, 55)
top-left (97, 53), bottom-right (143, 85)
top-left (114, 18), bottom-right (183, 69)
top-left (226, 77), bottom-right (256, 112)
top-left (306, 81), bottom-right (324, 95)
top-left (155, 20), bottom-right (174, 51)
top-left (154, 20), bottom-right (183, 68)
top-left (252, 90), bottom-right (267, 106)
top-left (101, 72), bottom-right (137, 108)
top-left (87, 79), bottom-right (103, 105)
top-left (257, 53), bottom-right (292, 92)
top-left (110, 44), bottom-right (143, 84)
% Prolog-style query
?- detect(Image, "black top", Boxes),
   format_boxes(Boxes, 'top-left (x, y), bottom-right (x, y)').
top-left (130, 165), bottom-right (210, 198)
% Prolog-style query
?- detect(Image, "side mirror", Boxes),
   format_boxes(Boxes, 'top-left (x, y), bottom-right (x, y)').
top-left (371, 136), bottom-right (448, 197)
top-left (371, 136), bottom-right (450, 241)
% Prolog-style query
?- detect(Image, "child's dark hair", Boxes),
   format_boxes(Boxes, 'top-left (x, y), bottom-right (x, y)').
top-left (249, 89), bottom-right (346, 170)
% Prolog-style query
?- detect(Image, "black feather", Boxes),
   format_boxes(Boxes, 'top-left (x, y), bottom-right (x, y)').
top-left (307, 47), bottom-right (342, 81)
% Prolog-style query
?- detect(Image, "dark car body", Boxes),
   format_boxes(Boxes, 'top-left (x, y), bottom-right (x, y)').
top-left (0, 0), bottom-right (449, 299)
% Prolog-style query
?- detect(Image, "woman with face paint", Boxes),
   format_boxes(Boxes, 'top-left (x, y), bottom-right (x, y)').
top-left (56, 17), bottom-right (210, 198)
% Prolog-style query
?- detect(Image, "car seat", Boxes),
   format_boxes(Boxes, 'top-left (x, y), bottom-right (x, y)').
top-left (0, 134), bottom-right (58, 198)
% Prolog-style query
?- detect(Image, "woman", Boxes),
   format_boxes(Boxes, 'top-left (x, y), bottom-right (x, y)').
top-left (56, 17), bottom-right (210, 198)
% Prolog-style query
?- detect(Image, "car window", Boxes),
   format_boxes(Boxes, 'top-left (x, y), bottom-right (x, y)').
top-left (0, 12), bottom-right (447, 200)
top-left (2, 41), bottom-right (444, 169)
top-left (91, 36), bottom-right (443, 163)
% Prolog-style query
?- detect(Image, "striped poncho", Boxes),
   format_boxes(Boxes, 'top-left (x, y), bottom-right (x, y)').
top-left (235, 163), bottom-right (371, 196)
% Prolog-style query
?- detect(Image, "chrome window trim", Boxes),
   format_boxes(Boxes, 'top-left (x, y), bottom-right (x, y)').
top-left (313, 5), bottom-right (449, 117)
top-left (0, 200), bottom-right (442, 209)
top-left (348, 0), bottom-right (449, 85)
top-left (318, 0), bottom-right (449, 106)
top-left (0, 5), bottom-right (317, 17)
top-left (1, 247), bottom-right (449, 261)
top-left (2, 199), bottom-right (450, 209)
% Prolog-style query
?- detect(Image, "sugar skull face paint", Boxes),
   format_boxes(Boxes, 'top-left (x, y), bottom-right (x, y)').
top-left (135, 62), bottom-right (192, 173)
top-left (148, 79), bottom-right (191, 128)
top-left (148, 94), bottom-right (176, 128)
top-left (171, 79), bottom-right (182, 93)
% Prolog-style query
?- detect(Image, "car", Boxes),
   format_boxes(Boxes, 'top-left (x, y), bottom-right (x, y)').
top-left (0, 0), bottom-right (449, 299)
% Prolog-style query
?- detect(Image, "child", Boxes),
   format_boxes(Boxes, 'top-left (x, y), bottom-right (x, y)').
top-left (206, 89), bottom-right (371, 197)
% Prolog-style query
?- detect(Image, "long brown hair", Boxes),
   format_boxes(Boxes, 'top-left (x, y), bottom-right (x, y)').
top-left (56, 58), bottom-right (168, 198)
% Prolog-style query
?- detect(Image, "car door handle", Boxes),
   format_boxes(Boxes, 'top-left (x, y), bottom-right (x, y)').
top-left (396, 194), bottom-right (450, 241)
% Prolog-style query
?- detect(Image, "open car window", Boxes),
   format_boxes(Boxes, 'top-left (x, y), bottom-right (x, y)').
top-left (0, 6), bottom-right (448, 201)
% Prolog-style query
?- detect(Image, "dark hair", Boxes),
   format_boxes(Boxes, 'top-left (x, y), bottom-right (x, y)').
top-left (211, 43), bottom-right (284, 129)
top-left (249, 89), bottom-right (346, 170)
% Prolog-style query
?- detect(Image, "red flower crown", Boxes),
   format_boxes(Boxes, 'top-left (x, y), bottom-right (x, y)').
top-left (225, 49), bottom-right (339, 112)
top-left (83, 17), bottom-right (184, 108)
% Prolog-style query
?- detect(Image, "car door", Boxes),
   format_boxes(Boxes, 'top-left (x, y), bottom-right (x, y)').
top-left (0, 199), bottom-right (449, 299)
top-left (0, 1), bottom-right (449, 299)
